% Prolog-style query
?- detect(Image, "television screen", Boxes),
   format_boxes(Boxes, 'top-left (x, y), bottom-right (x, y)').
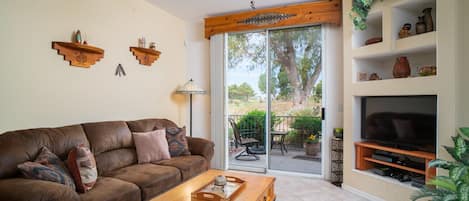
top-left (361, 96), bottom-right (437, 153)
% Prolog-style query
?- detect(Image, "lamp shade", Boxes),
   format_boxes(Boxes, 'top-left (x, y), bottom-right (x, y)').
top-left (176, 79), bottom-right (206, 94)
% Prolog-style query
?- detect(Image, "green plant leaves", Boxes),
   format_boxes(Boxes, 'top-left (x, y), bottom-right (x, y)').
top-left (459, 127), bottom-right (469, 141)
top-left (450, 165), bottom-right (469, 181)
top-left (458, 183), bottom-right (469, 201)
top-left (454, 135), bottom-right (468, 159)
top-left (350, 0), bottom-right (375, 30)
top-left (429, 159), bottom-right (453, 170)
top-left (429, 176), bottom-right (457, 192)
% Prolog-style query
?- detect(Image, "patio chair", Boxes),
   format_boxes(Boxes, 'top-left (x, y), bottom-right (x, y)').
top-left (229, 118), bottom-right (262, 161)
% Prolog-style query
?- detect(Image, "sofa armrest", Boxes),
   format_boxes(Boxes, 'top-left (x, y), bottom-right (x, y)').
top-left (186, 137), bottom-right (215, 162)
top-left (0, 178), bottom-right (80, 201)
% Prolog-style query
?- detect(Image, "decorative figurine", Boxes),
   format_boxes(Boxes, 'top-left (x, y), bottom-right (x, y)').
top-left (75, 30), bottom-right (82, 44)
top-left (369, 73), bottom-right (381, 81)
top-left (423, 8), bottom-right (434, 32)
top-left (416, 16), bottom-right (426, 34)
top-left (398, 23), bottom-right (412, 39)
top-left (149, 42), bottom-right (156, 50)
top-left (138, 37), bottom-right (146, 48)
top-left (418, 65), bottom-right (437, 76)
top-left (83, 40), bottom-right (88, 45)
top-left (358, 72), bottom-right (368, 81)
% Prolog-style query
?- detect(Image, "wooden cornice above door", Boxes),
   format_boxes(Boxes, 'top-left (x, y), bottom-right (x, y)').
top-left (204, 0), bottom-right (341, 39)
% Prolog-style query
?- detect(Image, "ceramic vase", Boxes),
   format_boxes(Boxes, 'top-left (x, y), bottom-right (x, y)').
top-left (393, 57), bottom-right (411, 78)
top-left (416, 16), bottom-right (426, 34)
top-left (423, 8), bottom-right (434, 32)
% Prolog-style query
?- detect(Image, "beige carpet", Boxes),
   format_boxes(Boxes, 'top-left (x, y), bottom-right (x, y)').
top-left (271, 174), bottom-right (369, 201)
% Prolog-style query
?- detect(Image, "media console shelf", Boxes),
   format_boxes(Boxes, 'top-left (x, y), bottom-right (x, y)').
top-left (355, 141), bottom-right (436, 183)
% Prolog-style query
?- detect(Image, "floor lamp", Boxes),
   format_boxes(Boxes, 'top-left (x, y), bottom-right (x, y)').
top-left (176, 79), bottom-right (206, 137)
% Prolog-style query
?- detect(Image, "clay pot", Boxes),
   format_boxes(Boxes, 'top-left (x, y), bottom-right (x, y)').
top-left (416, 16), bottom-right (426, 34)
top-left (393, 57), bottom-right (411, 78)
top-left (304, 142), bottom-right (320, 156)
top-left (423, 8), bottom-right (434, 32)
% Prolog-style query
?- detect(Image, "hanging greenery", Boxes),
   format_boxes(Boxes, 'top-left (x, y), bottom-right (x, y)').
top-left (349, 0), bottom-right (377, 30)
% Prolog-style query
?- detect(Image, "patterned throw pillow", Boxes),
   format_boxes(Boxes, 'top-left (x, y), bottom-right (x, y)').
top-left (17, 147), bottom-right (76, 189)
top-left (166, 127), bottom-right (191, 157)
top-left (67, 144), bottom-right (98, 193)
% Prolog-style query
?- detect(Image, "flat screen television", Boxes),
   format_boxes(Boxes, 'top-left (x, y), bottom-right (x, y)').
top-left (361, 96), bottom-right (437, 153)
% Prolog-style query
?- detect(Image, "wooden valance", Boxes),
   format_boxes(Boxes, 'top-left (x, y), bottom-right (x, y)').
top-left (204, 0), bottom-right (341, 39)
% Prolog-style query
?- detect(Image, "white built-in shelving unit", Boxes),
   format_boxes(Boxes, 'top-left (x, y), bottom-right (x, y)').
top-left (342, 0), bottom-right (462, 200)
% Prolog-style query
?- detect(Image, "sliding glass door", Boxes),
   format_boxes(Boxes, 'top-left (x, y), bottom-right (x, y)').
top-left (226, 26), bottom-right (323, 175)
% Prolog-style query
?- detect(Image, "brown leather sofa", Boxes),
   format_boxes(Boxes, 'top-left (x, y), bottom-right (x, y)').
top-left (0, 118), bottom-right (214, 201)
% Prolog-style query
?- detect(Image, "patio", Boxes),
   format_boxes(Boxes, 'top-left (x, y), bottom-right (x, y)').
top-left (229, 145), bottom-right (322, 174)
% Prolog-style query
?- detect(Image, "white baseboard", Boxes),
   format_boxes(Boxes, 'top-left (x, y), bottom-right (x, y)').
top-left (342, 184), bottom-right (386, 201)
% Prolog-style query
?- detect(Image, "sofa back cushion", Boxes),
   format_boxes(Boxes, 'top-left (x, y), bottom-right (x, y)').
top-left (126, 118), bottom-right (178, 133)
top-left (82, 121), bottom-right (137, 175)
top-left (0, 125), bottom-right (89, 179)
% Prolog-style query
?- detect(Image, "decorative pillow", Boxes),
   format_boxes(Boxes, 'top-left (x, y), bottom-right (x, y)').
top-left (133, 129), bottom-right (171, 164)
top-left (17, 147), bottom-right (75, 189)
top-left (166, 127), bottom-right (191, 157)
top-left (66, 144), bottom-right (98, 193)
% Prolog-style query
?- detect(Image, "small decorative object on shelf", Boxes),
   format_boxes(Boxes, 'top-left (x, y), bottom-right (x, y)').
top-left (138, 37), bottom-right (146, 48)
top-left (358, 72), bottom-right (368, 81)
top-left (423, 8), bottom-right (434, 32)
top-left (393, 56), bottom-right (411, 78)
top-left (418, 66), bottom-right (436, 76)
top-left (129, 46), bottom-right (161, 66)
top-left (52, 40), bottom-right (104, 68)
top-left (149, 42), bottom-right (156, 50)
top-left (416, 16), bottom-right (426, 35)
top-left (75, 30), bottom-right (83, 44)
top-left (398, 23), bottom-right (412, 39)
top-left (369, 73), bottom-right (381, 81)
top-left (365, 37), bottom-right (382, 46)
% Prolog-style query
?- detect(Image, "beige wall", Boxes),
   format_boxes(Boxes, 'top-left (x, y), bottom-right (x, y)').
top-left (457, 0), bottom-right (469, 127)
top-left (0, 0), bottom-right (188, 133)
top-left (184, 22), bottom-right (211, 139)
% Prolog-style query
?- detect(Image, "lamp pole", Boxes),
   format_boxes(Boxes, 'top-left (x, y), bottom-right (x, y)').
top-left (189, 93), bottom-right (193, 137)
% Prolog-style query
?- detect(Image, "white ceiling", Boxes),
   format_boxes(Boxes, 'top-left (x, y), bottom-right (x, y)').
top-left (148, 0), bottom-right (315, 22)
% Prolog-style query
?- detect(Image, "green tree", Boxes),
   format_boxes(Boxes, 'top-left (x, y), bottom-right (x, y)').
top-left (228, 83), bottom-right (255, 101)
top-left (313, 81), bottom-right (322, 102)
top-left (258, 73), bottom-right (277, 97)
top-left (228, 26), bottom-right (322, 107)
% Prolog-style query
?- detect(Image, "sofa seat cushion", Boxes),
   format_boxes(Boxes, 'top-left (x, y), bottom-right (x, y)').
top-left (104, 164), bottom-right (181, 201)
top-left (0, 178), bottom-right (80, 201)
top-left (155, 155), bottom-right (207, 181)
top-left (79, 177), bottom-right (140, 201)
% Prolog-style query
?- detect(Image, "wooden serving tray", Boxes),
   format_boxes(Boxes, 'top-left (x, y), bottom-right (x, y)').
top-left (191, 176), bottom-right (246, 201)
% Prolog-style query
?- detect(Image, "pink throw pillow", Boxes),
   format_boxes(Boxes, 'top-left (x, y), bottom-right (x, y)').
top-left (133, 129), bottom-right (171, 164)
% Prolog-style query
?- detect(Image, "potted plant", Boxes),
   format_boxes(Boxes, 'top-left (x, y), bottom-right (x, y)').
top-left (412, 127), bottom-right (469, 201)
top-left (304, 134), bottom-right (320, 156)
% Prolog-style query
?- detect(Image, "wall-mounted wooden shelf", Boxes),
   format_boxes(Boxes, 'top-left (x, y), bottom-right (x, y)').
top-left (129, 47), bottom-right (161, 66)
top-left (52, 42), bottom-right (104, 68)
top-left (355, 141), bottom-right (436, 183)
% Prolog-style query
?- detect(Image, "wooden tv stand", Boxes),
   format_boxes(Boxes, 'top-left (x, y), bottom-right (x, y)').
top-left (355, 141), bottom-right (436, 183)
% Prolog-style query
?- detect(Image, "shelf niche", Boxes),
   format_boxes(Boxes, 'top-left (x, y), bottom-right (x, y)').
top-left (352, 11), bottom-right (383, 49)
top-left (392, 0), bottom-right (436, 42)
top-left (129, 47), bottom-right (161, 66)
top-left (52, 42), bottom-right (104, 68)
top-left (354, 49), bottom-right (436, 82)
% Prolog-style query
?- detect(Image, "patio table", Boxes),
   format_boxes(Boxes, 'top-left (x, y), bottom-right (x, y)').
top-left (271, 131), bottom-right (288, 155)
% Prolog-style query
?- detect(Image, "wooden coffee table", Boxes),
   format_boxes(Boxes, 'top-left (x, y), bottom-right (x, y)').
top-left (150, 169), bottom-right (276, 201)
